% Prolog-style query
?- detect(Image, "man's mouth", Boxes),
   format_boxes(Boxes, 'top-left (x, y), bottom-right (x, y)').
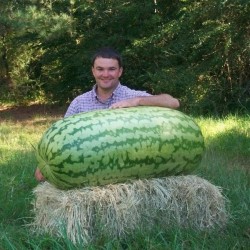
top-left (101, 79), bottom-right (112, 83)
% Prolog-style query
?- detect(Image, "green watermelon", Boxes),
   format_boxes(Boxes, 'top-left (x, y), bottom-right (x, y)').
top-left (36, 107), bottom-right (205, 189)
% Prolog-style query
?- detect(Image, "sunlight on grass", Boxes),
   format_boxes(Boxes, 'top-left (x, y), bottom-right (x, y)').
top-left (196, 115), bottom-right (249, 139)
top-left (195, 115), bottom-right (250, 157)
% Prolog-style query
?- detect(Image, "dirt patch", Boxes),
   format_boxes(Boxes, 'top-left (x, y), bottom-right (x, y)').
top-left (0, 104), bottom-right (66, 122)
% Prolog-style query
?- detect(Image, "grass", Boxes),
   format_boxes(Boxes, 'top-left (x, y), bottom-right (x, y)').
top-left (0, 112), bottom-right (249, 249)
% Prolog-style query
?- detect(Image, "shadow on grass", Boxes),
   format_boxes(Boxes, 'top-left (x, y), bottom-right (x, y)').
top-left (204, 128), bottom-right (250, 159)
top-left (0, 104), bottom-right (66, 123)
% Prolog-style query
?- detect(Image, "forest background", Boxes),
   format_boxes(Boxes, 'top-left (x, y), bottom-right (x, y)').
top-left (0, 0), bottom-right (249, 115)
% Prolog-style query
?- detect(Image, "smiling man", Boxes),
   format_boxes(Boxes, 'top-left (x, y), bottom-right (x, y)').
top-left (64, 47), bottom-right (180, 117)
top-left (35, 47), bottom-right (180, 182)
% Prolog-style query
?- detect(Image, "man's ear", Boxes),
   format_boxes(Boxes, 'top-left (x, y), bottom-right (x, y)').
top-left (119, 67), bottom-right (123, 77)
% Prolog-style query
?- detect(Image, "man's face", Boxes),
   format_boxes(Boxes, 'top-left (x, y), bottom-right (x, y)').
top-left (92, 57), bottom-right (123, 91)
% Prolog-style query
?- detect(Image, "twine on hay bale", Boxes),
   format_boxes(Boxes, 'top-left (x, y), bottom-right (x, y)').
top-left (30, 175), bottom-right (228, 244)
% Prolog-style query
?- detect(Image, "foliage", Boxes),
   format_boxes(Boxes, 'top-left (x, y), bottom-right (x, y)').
top-left (0, 0), bottom-right (249, 114)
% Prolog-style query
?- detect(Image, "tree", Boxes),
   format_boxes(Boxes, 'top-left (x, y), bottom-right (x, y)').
top-left (0, 0), bottom-right (249, 114)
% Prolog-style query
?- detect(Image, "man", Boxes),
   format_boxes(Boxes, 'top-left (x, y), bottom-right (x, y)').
top-left (64, 47), bottom-right (179, 116)
top-left (35, 47), bottom-right (180, 181)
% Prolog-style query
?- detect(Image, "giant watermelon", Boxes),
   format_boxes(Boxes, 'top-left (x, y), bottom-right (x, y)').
top-left (36, 107), bottom-right (205, 189)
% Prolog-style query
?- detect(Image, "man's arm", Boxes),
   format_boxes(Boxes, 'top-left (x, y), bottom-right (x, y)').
top-left (110, 94), bottom-right (180, 109)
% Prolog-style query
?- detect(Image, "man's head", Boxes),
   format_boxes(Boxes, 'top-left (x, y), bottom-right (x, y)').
top-left (91, 47), bottom-right (123, 93)
top-left (91, 47), bottom-right (123, 68)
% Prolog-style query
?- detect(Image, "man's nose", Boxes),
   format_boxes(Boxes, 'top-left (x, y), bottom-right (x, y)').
top-left (102, 70), bottom-right (109, 77)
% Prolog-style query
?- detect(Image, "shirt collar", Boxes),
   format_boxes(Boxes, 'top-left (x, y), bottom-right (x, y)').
top-left (92, 83), bottom-right (122, 97)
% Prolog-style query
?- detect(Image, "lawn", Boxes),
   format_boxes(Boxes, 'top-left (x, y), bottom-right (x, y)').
top-left (0, 106), bottom-right (249, 249)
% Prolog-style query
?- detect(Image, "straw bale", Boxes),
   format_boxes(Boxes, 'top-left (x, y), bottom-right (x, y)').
top-left (30, 175), bottom-right (228, 244)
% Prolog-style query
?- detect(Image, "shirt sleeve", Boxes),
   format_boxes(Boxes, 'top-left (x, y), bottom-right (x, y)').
top-left (116, 85), bottom-right (152, 99)
top-left (64, 98), bottom-right (80, 117)
top-left (130, 90), bottom-right (152, 97)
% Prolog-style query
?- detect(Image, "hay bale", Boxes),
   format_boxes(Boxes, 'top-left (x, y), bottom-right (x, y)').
top-left (30, 175), bottom-right (228, 244)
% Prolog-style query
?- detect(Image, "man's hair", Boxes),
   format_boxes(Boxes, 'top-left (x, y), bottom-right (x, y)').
top-left (91, 47), bottom-right (123, 67)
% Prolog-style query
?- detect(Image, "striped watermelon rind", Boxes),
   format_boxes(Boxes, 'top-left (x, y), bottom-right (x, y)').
top-left (36, 106), bottom-right (205, 189)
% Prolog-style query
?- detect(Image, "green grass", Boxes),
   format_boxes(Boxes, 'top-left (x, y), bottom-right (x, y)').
top-left (0, 114), bottom-right (249, 249)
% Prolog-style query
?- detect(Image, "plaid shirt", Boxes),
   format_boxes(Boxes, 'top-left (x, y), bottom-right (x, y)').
top-left (64, 83), bottom-right (151, 117)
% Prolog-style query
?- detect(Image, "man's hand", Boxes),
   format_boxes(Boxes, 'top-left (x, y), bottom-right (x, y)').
top-left (110, 97), bottom-right (140, 109)
top-left (35, 168), bottom-right (45, 182)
